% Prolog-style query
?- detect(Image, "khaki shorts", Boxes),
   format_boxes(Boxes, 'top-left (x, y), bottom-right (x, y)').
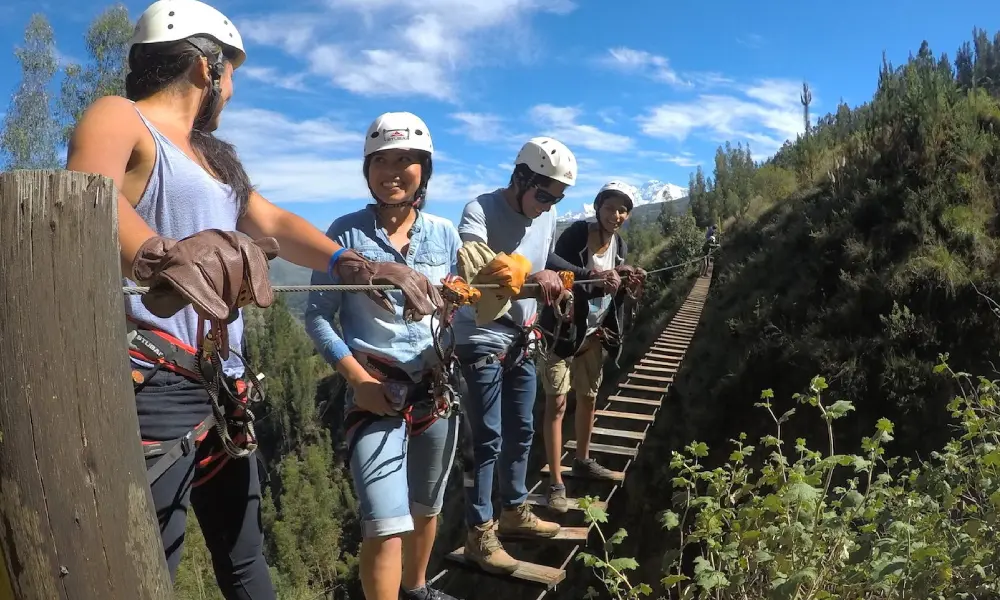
top-left (538, 336), bottom-right (606, 398)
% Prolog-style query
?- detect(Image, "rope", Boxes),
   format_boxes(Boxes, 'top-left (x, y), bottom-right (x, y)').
top-left (120, 253), bottom-right (712, 295)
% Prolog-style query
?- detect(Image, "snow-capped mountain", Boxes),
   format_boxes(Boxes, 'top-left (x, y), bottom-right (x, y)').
top-left (557, 180), bottom-right (687, 222)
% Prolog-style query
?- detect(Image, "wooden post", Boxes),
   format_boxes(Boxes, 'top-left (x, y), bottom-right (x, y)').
top-left (0, 170), bottom-right (173, 599)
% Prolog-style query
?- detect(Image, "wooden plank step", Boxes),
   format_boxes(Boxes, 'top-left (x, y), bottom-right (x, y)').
top-left (640, 358), bottom-right (678, 366)
top-left (446, 548), bottom-right (566, 586)
top-left (541, 463), bottom-right (625, 482)
top-left (527, 493), bottom-right (607, 512)
top-left (649, 351), bottom-right (684, 360)
top-left (608, 395), bottom-right (660, 406)
top-left (652, 347), bottom-right (686, 354)
top-left (500, 526), bottom-right (591, 542)
top-left (634, 364), bottom-right (676, 373)
top-left (627, 373), bottom-right (674, 383)
top-left (620, 382), bottom-right (670, 394)
top-left (592, 426), bottom-right (645, 440)
top-left (595, 409), bottom-right (656, 422)
top-left (658, 337), bottom-right (691, 344)
top-left (565, 440), bottom-right (638, 457)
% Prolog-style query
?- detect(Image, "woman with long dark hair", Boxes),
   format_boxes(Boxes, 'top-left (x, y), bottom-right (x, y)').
top-left (65, 1), bottom-right (442, 597)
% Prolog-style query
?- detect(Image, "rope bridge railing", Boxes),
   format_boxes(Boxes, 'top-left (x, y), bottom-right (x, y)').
top-left (120, 253), bottom-right (713, 295)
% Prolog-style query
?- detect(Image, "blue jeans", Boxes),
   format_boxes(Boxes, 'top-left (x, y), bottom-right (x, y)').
top-left (345, 387), bottom-right (460, 539)
top-left (456, 344), bottom-right (537, 526)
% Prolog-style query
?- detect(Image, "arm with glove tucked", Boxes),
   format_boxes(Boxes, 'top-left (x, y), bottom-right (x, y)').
top-left (240, 192), bottom-right (442, 320)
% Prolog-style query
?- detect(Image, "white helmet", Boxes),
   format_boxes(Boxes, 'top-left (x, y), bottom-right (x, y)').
top-left (364, 112), bottom-right (434, 158)
top-left (514, 137), bottom-right (577, 187)
top-left (595, 180), bottom-right (639, 212)
top-left (130, 0), bottom-right (246, 69)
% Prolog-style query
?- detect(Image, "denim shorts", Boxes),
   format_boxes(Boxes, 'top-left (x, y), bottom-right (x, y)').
top-left (345, 386), bottom-right (460, 539)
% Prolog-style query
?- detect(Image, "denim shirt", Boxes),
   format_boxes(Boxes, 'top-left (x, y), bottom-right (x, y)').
top-left (304, 208), bottom-right (461, 383)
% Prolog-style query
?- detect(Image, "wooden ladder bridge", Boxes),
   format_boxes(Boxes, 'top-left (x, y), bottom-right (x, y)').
top-left (429, 266), bottom-right (714, 599)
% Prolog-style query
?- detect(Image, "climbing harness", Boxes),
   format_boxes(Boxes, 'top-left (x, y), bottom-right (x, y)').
top-left (127, 314), bottom-right (266, 486)
top-left (342, 274), bottom-right (478, 463)
top-left (622, 268), bottom-right (647, 327)
top-left (467, 271), bottom-right (575, 371)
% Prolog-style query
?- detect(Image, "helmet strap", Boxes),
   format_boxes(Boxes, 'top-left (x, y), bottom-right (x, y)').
top-left (186, 38), bottom-right (226, 132)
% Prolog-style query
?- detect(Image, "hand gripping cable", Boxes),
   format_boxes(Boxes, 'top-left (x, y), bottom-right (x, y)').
top-left (429, 274), bottom-right (481, 419)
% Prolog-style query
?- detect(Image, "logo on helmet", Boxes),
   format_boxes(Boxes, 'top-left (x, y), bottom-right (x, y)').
top-left (383, 129), bottom-right (409, 141)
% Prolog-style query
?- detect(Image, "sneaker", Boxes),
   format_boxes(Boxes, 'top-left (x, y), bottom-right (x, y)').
top-left (572, 457), bottom-right (617, 481)
top-left (547, 484), bottom-right (569, 514)
top-left (498, 502), bottom-right (561, 538)
top-left (399, 583), bottom-right (461, 600)
top-left (465, 520), bottom-right (519, 575)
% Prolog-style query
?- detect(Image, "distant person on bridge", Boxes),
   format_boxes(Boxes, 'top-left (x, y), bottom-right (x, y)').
top-left (304, 112), bottom-right (462, 600)
top-left (65, 1), bottom-right (442, 598)
top-left (451, 137), bottom-right (580, 574)
top-left (537, 181), bottom-right (645, 512)
top-left (702, 224), bottom-right (721, 276)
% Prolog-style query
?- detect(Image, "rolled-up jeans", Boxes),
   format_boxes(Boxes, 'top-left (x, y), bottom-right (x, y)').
top-left (456, 343), bottom-right (538, 526)
top-left (345, 386), bottom-right (460, 539)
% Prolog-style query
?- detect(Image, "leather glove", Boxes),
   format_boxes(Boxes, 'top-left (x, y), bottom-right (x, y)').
top-left (332, 249), bottom-right (443, 321)
top-left (593, 268), bottom-right (621, 296)
top-left (476, 253), bottom-right (532, 294)
top-left (615, 264), bottom-right (646, 280)
top-left (470, 252), bottom-right (533, 325)
top-left (132, 229), bottom-right (279, 320)
top-left (528, 269), bottom-right (565, 306)
top-left (131, 229), bottom-right (280, 358)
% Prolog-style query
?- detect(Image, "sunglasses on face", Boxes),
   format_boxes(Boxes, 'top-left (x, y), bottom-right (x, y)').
top-left (533, 186), bottom-right (564, 205)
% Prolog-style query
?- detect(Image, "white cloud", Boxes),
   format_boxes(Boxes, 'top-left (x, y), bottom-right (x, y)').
top-left (637, 150), bottom-right (701, 168)
top-left (216, 106), bottom-right (493, 203)
top-left (448, 112), bottom-right (515, 143)
top-left (598, 47), bottom-right (690, 87)
top-left (239, 66), bottom-right (309, 92)
top-left (529, 104), bottom-right (633, 153)
top-left (636, 79), bottom-right (810, 159)
top-left (238, 0), bottom-right (578, 100)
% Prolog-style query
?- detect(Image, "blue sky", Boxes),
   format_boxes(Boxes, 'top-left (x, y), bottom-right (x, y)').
top-left (1, 0), bottom-right (999, 229)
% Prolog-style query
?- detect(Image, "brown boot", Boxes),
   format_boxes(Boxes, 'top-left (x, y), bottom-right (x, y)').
top-left (498, 502), bottom-right (561, 538)
top-left (466, 520), bottom-right (519, 575)
top-left (547, 485), bottom-right (569, 514)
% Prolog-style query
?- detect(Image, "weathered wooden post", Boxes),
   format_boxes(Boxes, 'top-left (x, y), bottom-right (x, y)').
top-left (0, 170), bottom-right (173, 599)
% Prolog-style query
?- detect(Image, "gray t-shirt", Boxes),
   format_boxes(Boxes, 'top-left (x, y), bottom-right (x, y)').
top-left (451, 188), bottom-right (557, 351)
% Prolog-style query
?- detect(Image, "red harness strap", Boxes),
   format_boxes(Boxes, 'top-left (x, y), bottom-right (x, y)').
top-left (127, 317), bottom-right (260, 487)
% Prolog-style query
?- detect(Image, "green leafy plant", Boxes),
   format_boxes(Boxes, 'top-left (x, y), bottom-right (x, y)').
top-left (654, 355), bottom-right (1000, 599)
top-left (577, 496), bottom-right (652, 599)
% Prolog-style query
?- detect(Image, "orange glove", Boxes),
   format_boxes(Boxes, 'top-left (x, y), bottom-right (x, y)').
top-left (474, 252), bottom-right (532, 294)
top-left (470, 252), bottom-right (533, 325)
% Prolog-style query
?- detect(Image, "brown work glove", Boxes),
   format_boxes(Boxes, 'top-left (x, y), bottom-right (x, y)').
top-left (527, 269), bottom-right (564, 306)
top-left (333, 249), bottom-right (443, 321)
top-left (592, 268), bottom-right (622, 296)
top-left (131, 229), bottom-right (280, 357)
top-left (132, 229), bottom-right (279, 320)
top-left (615, 264), bottom-right (646, 281)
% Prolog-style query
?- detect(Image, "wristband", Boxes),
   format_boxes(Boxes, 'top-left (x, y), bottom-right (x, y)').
top-left (327, 247), bottom-right (347, 276)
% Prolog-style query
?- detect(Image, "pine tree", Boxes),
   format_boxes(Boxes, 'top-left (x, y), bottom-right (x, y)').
top-left (59, 4), bottom-right (132, 142)
top-left (1, 14), bottom-right (60, 170)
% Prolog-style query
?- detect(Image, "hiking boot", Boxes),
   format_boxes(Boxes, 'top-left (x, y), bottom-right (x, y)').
top-left (547, 484), bottom-right (569, 514)
top-left (498, 502), bottom-right (561, 538)
top-left (573, 457), bottom-right (617, 481)
top-left (400, 583), bottom-right (461, 600)
top-left (466, 520), bottom-right (518, 575)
